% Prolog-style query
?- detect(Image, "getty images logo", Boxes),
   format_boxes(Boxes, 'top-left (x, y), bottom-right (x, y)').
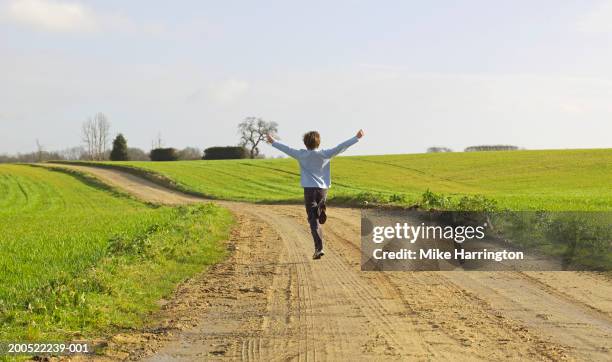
top-left (371, 222), bottom-right (487, 244)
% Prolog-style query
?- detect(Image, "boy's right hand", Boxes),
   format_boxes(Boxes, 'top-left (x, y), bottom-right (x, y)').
top-left (266, 134), bottom-right (275, 143)
top-left (356, 129), bottom-right (365, 139)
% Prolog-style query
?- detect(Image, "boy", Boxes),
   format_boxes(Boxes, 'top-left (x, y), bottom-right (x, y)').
top-left (266, 129), bottom-right (365, 259)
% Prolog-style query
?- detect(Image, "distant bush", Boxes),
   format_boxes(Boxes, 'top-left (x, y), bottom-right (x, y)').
top-left (127, 147), bottom-right (149, 161)
top-left (150, 148), bottom-right (178, 161)
top-left (177, 147), bottom-right (203, 160)
top-left (465, 145), bottom-right (519, 152)
top-left (110, 134), bottom-right (129, 161)
top-left (427, 147), bottom-right (453, 153)
top-left (203, 146), bottom-right (248, 160)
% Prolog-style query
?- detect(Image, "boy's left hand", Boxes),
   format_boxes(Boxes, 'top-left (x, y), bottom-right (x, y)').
top-left (266, 134), bottom-right (275, 143)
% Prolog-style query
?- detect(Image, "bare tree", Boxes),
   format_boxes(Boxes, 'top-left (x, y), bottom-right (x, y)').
top-left (97, 114), bottom-right (110, 159)
top-left (35, 139), bottom-right (44, 163)
top-left (238, 117), bottom-right (278, 159)
top-left (0, 149), bottom-right (64, 163)
top-left (177, 147), bottom-right (203, 160)
top-left (152, 132), bottom-right (164, 150)
top-left (82, 121), bottom-right (95, 160)
top-left (59, 146), bottom-right (87, 160)
top-left (82, 113), bottom-right (111, 160)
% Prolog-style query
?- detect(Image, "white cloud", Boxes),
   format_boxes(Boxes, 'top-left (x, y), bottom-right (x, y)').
top-left (1, 0), bottom-right (164, 34)
top-left (3, 0), bottom-right (96, 32)
top-left (577, 0), bottom-right (612, 33)
top-left (206, 79), bottom-right (250, 105)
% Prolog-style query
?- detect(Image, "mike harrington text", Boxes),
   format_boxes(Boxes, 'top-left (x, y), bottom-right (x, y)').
top-left (372, 248), bottom-right (524, 262)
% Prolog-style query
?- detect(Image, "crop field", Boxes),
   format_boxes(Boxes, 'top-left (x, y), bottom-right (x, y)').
top-left (91, 148), bottom-right (612, 210)
top-left (0, 164), bottom-right (232, 341)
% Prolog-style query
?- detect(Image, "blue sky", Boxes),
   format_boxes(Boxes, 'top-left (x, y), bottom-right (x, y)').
top-left (1, 0), bottom-right (611, 155)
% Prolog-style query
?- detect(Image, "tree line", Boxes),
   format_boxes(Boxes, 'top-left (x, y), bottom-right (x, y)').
top-left (1, 114), bottom-right (279, 163)
top-left (427, 145), bottom-right (521, 153)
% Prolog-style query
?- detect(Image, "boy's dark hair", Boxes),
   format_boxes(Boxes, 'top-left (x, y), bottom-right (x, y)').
top-left (303, 131), bottom-right (320, 150)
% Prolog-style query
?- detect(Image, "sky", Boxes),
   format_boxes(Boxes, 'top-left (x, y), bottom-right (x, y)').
top-left (1, 0), bottom-right (611, 156)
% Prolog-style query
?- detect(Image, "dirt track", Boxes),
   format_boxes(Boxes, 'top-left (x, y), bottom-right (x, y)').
top-left (48, 164), bottom-right (612, 361)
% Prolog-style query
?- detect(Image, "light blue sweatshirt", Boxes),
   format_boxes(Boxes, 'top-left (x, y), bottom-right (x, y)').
top-left (271, 136), bottom-right (360, 189)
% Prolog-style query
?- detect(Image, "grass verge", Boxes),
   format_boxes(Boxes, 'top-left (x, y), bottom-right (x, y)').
top-left (0, 164), bottom-right (233, 348)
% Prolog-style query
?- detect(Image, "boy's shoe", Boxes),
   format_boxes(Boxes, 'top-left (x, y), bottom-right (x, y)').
top-left (312, 250), bottom-right (325, 260)
top-left (318, 204), bottom-right (327, 224)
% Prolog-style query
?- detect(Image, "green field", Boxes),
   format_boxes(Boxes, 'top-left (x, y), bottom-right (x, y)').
top-left (1, 148), bottom-right (610, 343)
top-left (0, 165), bottom-right (232, 342)
top-left (91, 148), bottom-right (612, 210)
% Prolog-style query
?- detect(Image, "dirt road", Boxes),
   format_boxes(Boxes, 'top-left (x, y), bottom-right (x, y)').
top-left (48, 164), bottom-right (612, 361)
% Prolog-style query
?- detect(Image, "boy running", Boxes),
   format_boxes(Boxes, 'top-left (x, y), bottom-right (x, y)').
top-left (266, 129), bottom-right (365, 259)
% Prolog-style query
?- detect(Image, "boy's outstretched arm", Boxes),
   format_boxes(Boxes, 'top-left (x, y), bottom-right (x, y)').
top-left (267, 134), bottom-right (301, 159)
top-left (320, 129), bottom-right (365, 159)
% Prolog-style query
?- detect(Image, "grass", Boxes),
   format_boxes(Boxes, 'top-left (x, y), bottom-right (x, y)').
top-left (81, 148), bottom-right (612, 211)
top-left (0, 164), bottom-right (232, 343)
top-left (490, 211), bottom-right (612, 270)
